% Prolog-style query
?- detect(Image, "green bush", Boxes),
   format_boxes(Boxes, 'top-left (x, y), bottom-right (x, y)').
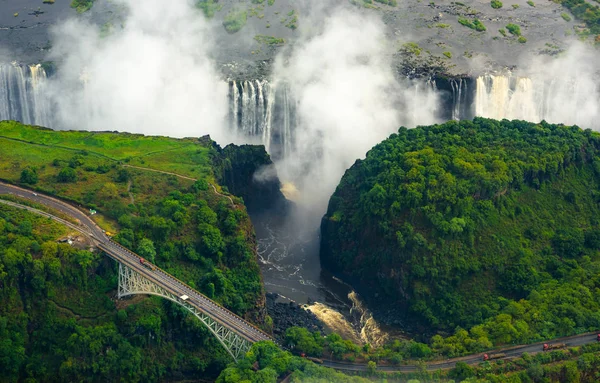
top-left (20, 168), bottom-right (38, 185)
top-left (518, 36), bottom-right (527, 43)
top-left (558, 0), bottom-right (600, 34)
top-left (506, 23), bottom-right (521, 35)
top-left (443, 51), bottom-right (452, 58)
top-left (491, 0), bottom-right (503, 9)
top-left (57, 167), bottom-right (77, 183)
top-left (527, 0), bottom-right (535, 6)
top-left (459, 17), bottom-right (487, 31)
top-left (70, 0), bottom-right (93, 13)
top-left (561, 12), bottom-right (572, 22)
top-left (223, 8), bottom-right (247, 33)
top-left (196, 0), bottom-right (223, 18)
top-left (254, 35), bottom-right (285, 45)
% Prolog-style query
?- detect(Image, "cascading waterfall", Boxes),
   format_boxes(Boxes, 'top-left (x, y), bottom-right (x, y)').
top-left (450, 78), bottom-right (469, 121)
top-left (0, 63), bottom-right (52, 127)
top-left (229, 79), bottom-right (296, 161)
top-left (348, 291), bottom-right (388, 347)
top-left (474, 73), bottom-right (599, 129)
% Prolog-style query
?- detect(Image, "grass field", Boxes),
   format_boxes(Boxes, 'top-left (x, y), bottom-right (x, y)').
top-left (0, 120), bottom-right (213, 179)
top-left (0, 121), bottom-right (215, 231)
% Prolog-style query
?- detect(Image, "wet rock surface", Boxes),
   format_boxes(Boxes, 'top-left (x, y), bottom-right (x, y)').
top-left (1, 0), bottom-right (578, 77)
top-left (266, 292), bottom-right (325, 340)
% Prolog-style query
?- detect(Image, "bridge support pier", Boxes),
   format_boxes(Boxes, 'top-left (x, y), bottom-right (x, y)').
top-left (117, 263), bottom-right (253, 361)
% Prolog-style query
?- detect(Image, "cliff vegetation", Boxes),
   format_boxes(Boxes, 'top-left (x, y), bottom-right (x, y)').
top-left (321, 118), bottom-right (600, 350)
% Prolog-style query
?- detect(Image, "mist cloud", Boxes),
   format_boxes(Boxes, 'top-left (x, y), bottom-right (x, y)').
top-left (272, 5), bottom-right (439, 217)
top-left (474, 43), bottom-right (600, 130)
top-left (46, 0), bottom-right (231, 142)
top-left (521, 44), bottom-right (600, 129)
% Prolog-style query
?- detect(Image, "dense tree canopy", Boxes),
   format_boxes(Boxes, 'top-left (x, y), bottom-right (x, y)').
top-left (321, 118), bottom-right (600, 343)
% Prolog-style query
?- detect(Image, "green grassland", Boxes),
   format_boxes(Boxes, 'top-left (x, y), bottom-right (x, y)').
top-left (0, 120), bottom-right (213, 177)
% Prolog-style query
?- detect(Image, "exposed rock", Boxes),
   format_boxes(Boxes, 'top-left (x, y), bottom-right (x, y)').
top-left (266, 292), bottom-right (325, 341)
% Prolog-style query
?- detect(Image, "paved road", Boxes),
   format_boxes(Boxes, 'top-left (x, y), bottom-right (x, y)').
top-left (321, 330), bottom-right (599, 372)
top-left (0, 181), bottom-right (271, 344)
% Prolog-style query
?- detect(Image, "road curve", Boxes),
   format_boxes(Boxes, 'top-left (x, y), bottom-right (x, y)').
top-left (0, 181), bottom-right (271, 344)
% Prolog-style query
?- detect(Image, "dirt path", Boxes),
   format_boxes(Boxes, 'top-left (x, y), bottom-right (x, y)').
top-left (127, 179), bottom-right (134, 205)
top-left (122, 164), bottom-right (235, 206)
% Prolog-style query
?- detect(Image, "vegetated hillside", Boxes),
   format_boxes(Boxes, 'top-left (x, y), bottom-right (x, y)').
top-left (217, 341), bottom-right (374, 383)
top-left (0, 120), bottom-right (274, 381)
top-left (321, 118), bottom-right (600, 342)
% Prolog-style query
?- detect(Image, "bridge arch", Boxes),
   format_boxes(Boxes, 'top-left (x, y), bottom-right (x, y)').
top-left (117, 263), bottom-right (253, 361)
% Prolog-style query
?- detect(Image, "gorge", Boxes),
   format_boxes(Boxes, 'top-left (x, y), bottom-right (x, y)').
top-left (1, 51), bottom-right (600, 343)
top-left (2, 0), bottom-right (600, 380)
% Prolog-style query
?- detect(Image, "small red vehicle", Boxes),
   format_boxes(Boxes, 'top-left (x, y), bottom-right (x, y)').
top-left (483, 353), bottom-right (505, 361)
top-left (543, 343), bottom-right (566, 351)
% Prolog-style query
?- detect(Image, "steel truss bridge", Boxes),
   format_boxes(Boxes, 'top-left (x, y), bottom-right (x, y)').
top-left (0, 183), bottom-right (273, 361)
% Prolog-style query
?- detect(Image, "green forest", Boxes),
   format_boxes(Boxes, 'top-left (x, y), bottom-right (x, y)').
top-left (0, 122), bottom-right (271, 381)
top-left (322, 118), bottom-right (600, 350)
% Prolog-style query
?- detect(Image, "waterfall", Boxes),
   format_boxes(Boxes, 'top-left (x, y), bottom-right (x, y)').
top-left (450, 78), bottom-right (469, 121)
top-left (0, 63), bottom-right (52, 127)
top-left (473, 72), bottom-right (599, 129)
top-left (348, 291), bottom-right (389, 347)
top-left (229, 79), bottom-right (297, 161)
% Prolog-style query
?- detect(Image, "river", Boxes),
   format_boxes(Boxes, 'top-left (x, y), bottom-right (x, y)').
top-left (253, 208), bottom-right (393, 346)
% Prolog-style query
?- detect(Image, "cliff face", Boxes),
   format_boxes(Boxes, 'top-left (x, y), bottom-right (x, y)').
top-left (321, 118), bottom-right (600, 332)
top-left (213, 143), bottom-right (288, 214)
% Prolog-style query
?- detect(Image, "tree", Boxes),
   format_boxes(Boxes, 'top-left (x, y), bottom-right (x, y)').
top-left (284, 327), bottom-right (323, 356)
top-left (57, 167), bottom-right (77, 183)
top-left (199, 224), bottom-right (224, 257)
top-left (18, 220), bottom-right (32, 236)
top-left (449, 361), bottom-right (475, 381)
top-left (137, 238), bottom-right (156, 263)
top-left (115, 168), bottom-right (130, 183)
top-left (367, 361), bottom-right (377, 375)
top-left (206, 282), bottom-right (215, 298)
top-left (20, 167), bottom-right (38, 184)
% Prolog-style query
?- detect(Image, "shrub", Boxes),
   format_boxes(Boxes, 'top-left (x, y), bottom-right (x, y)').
top-left (459, 17), bottom-right (487, 32)
top-left (518, 36), bottom-right (527, 43)
top-left (196, 0), bottom-right (223, 18)
top-left (506, 23), bottom-right (521, 36)
top-left (57, 167), bottom-right (77, 183)
top-left (402, 42), bottom-right (423, 56)
top-left (20, 168), bottom-right (38, 185)
top-left (527, 0), bottom-right (535, 6)
top-left (70, 0), bottom-right (94, 13)
top-left (223, 8), bottom-right (247, 33)
top-left (561, 12), bottom-right (572, 22)
top-left (491, 0), bottom-right (503, 9)
top-left (499, 28), bottom-right (507, 36)
top-left (443, 51), bottom-right (452, 58)
top-left (254, 35), bottom-right (285, 45)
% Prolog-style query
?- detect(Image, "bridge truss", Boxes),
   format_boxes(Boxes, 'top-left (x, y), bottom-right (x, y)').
top-left (117, 263), bottom-right (253, 361)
